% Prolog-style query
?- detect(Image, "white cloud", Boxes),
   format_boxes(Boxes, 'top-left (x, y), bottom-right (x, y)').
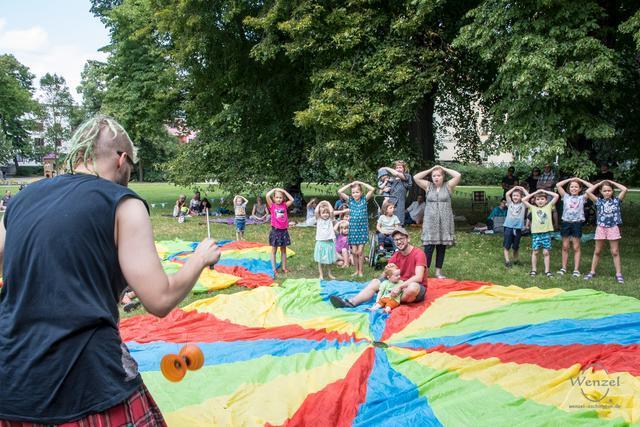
top-left (0, 25), bottom-right (48, 52)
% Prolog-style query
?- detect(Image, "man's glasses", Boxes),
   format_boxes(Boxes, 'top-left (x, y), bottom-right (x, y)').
top-left (393, 237), bottom-right (407, 243)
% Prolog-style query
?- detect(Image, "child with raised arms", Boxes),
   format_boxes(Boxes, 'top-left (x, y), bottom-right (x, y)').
top-left (337, 180), bottom-right (375, 278)
top-left (555, 177), bottom-right (593, 277)
top-left (233, 195), bottom-right (248, 241)
top-left (522, 189), bottom-right (560, 277)
top-left (503, 186), bottom-right (528, 267)
top-left (266, 188), bottom-right (294, 275)
top-left (584, 180), bottom-right (628, 283)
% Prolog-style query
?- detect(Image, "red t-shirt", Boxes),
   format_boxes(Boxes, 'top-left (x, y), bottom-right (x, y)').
top-left (388, 246), bottom-right (428, 287)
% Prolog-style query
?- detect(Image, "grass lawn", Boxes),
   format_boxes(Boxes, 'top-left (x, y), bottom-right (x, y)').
top-left (121, 183), bottom-right (640, 315)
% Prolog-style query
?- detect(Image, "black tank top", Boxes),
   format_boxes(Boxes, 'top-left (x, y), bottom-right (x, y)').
top-left (0, 173), bottom-right (147, 423)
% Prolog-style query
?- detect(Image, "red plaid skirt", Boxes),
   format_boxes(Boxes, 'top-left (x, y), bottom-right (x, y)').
top-left (0, 384), bottom-right (166, 427)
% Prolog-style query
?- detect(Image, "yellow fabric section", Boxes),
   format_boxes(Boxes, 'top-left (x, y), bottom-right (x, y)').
top-left (184, 287), bottom-right (368, 339)
top-left (388, 285), bottom-right (564, 343)
top-left (162, 348), bottom-right (365, 427)
top-left (196, 267), bottom-right (239, 291)
top-left (391, 346), bottom-right (640, 423)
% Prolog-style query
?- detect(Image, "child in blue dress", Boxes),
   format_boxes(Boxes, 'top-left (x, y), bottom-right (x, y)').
top-left (338, 180), bottom-right (375, 278)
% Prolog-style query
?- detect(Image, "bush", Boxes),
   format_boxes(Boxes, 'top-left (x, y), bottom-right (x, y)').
top-left (15, 166), bottom-right (44, 177)
top-left (442, 163), bottom-right (531, 186)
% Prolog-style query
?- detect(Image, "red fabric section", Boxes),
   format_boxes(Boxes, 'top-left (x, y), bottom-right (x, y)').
top-left (432, 343), bottom-right (640, 376)
top-left (381, 280), bottom-right (486, 341)
top-left (221, 241), bottom-right (268, 251)
top-left (270, 347), bottom-right (375, 427)
top-left (214, 265), bottom-right (274, 288)
top-left (120, 309), bottom-right (357, 344)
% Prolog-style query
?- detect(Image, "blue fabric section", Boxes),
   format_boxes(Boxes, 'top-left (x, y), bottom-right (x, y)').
top-left (396, 312), bottom-right (640, 349)
top-left (320, 280), bottom-right (389, 341)
top-left (216, 258), bottom-right (278, 277)
top-left (128, 338), bottom-right (357, 372)
top-left (353, 348), bottom-right (442, 427)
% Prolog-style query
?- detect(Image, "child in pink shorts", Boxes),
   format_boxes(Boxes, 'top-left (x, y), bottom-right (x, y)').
top-left (584, 180), bottom-right (628, 283)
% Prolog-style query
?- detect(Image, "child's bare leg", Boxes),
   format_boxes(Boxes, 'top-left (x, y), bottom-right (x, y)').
top-left (317, 263), bottom-right (324, 280)
top-left (531, 249), bottom-right (539, 272)
top-left (503, 248), bottom-right (510, 263)
top-left (561, 237), bottom-right (570, 270)
top-left (590, 240), bottom-right (604, 273)
top-left (543, 249), bottom-right (551, 273)
top-left (350, 245), bottom-right (359, 276)
top-left (271, 246), bottom-right (278, 274)
top-left (281, 247), bottom-right (288, 272)
top-left (341, 248), bottom-right (350, 267)
top-left (513, 249), bottom-right (519, 263)
top-left (384, 306), bottom-right (392, 313)
top-left (369, 303), bottom-right (381, 311)
top-left (327, 265), bottom-right (335, 279)
top-left (357, 245), bottom-right (364, 276)
top-left (572, 238), bottom-right (581, 272)
top-left (610, 240), bottom-right (622, 275)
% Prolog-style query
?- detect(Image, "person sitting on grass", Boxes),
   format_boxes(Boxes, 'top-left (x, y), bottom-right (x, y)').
top-left (250, 196), bottom-right (270, 223)
top-left (522, 189), bottom-right (560, 277)
top-left (555, 177), bottom-right (593, 277)
top-left (200, 197), bottom-right (212, 213)
top-left (330, 227), bottom-right (427, 308)
top-left (503, 186), bottom-right (528, 267)
top-left (584, 180), bottom-right (628, 283)
top-left (487, 198), bottom-right (508, 231)
top-left (233, 195), bottom-right (248, 241)
top-left (404, 195), bottom-right (425, 225)
top-left (172, 194), bottom-right (187, 217)
top-left (369, 263), bottom-right (404, 313)
top-left (188, 191), bottom-right (202, 216)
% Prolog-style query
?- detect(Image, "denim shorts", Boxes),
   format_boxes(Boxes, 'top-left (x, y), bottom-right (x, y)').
top-left (235, 217), bottom-right (246, 232)
top-left (503, 227), bottom-right (522, 250)
top-left (531, 232), bottom-right (552, 250)
top-left (560, 221), bottom-right (582, 238)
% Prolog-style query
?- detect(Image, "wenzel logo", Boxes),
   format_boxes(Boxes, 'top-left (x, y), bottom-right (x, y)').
top-left (570, 363), bottom-right (621, 403)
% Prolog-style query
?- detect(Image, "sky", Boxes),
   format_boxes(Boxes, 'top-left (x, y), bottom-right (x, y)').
top-left (0, 0), bottom-right (110, 101)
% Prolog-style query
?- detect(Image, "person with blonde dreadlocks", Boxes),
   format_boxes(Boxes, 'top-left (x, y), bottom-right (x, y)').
top-left (0, 115), bottom-right (221, 425)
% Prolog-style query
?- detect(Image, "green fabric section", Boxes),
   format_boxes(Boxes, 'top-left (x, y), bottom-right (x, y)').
top-left (156, 240), bottom-right (194, 260)
top-left (221, 250), bottom-right (272, 261)
top-left (386, 348), bottom-right (627, 427)
top-left (276, 278), bottom-right (371, 339)
top-left (142, 341), bottom-right (368, 412)
top-left (393, 289), bottom-right (640, 342)
top-left (160, 261), bottom-right (208, 294)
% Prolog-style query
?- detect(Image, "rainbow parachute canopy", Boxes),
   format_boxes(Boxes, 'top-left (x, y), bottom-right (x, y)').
top-left (122, 277), bottom-right (640, 426)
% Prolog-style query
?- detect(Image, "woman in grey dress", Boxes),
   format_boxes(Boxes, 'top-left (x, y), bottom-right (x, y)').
top-left (414, 165), bottom-right (462, 278)
top-left (380, 160), bottom-right (413, 225)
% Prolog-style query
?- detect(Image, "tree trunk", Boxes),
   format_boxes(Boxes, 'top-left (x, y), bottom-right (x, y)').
top-left (13, 156), bottom-right (19, 175)
top-left (137, 158), bottom-right (144, 182)
top-left (410, 92), bottom-right (436, 164)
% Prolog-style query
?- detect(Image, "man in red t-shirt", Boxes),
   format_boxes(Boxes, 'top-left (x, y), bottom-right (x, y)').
top-left (330, 227), bottom-right (428, 308)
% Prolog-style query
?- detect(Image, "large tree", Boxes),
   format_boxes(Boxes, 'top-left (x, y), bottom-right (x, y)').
top-left (454, 0), bottom-right (640, 173)
top-left (0, 55), bottom-right (39, 168)
top-left (91, 0), bottom-right (181, 181)
top-left (39, 73), bottom-right (78, 163)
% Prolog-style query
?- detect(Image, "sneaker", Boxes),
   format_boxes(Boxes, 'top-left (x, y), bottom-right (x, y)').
top-left (330, 295), bottom-right (355, 308)
top-left (572, 270), bottom-right (580, 278)
top-left (504, 261), bottom-right (513, 268)
top-left (557, 268), bottom-right (566, 275)
top-left (615, 274), bottom-right (625, 284)
top-left (584, 272), bottom-right (595, 281)
top-left (123, 301), bottom-right (141, 312)
top-left (529, 271), bottom-right (537, 277)
top-left (545, 271), bottom-right (553, 278)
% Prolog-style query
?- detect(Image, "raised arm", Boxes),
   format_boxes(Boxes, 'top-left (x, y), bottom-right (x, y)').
top-left (555, 178), bottom-right (572, 197)
top-left (383, 166), bottom-right (407, 180)
top-left (265, 188), bottom-right (276, 207)
top-left (413, 167), bottom-right (438, 191)
top-left (521, 190), bottom-right (539, 209)
top-left (538, 189), bottom-right (560, 205)
top-left (355, 181), bottom-right (376, 201)
top-left (236, 195), bottom-right (248, 204)
top-left (443, 166), bottom-right (462, 191)
top-left (337, 182), bottom-right (353, 201)
top-left (611, 180), bottom-right (628, 201)
top-left (585, 181), bottom-right (601, 203)
top-left (281, 189), bottom-right (295, 207)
